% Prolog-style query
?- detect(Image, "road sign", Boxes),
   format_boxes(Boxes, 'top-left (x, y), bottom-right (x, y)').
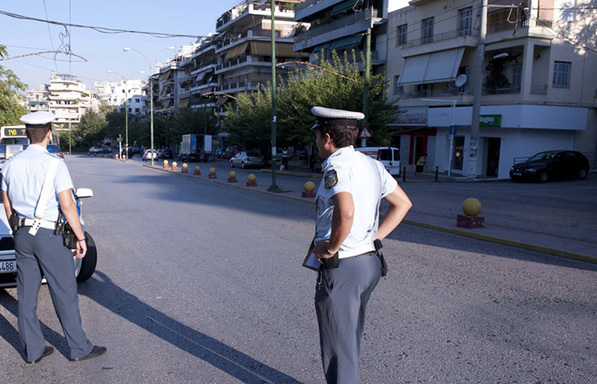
top-left (449, 125), bottom-right (457, 135)
top-left (359, 126), bottom-right (372, 139)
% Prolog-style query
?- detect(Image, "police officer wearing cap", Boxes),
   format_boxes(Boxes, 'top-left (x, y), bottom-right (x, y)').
top-left (310, 106), bottom-right (412, 383)
top-left (1, 111), bottom-right (106, 363)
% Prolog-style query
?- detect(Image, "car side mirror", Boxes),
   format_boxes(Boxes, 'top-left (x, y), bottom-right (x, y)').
top-left (76, 188), bottom-right (93, 199)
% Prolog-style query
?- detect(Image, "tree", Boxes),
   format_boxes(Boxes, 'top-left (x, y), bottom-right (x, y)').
top-left (0, 44), bottom-right (28, 126)
top-left (223, 51), bottom-right (396, 155)
top-left (77, 109), bottom-right (106, 147)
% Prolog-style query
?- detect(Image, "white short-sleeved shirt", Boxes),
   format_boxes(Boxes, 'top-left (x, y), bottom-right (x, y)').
top-left (315, 146), bottom-right (398, 259)
top-left (1, 144), bottom-right (73, 221)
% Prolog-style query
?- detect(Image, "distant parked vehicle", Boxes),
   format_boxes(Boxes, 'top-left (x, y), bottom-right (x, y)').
top-left (160, 149), bottom-right (173, 159)
top-left (230, 151), bottom-right (265, 169)
top-left (142, 149), bottom-right (158, 161)
top-left (510, 150), bottom-right (590, 182)
top-left (89, 146), bottom-right (103, 155)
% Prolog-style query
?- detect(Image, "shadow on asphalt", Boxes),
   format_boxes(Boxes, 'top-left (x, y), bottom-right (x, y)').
top-left (0, 289), bottom-right (73, 361)
top-left (78, 271), bottom-right (300, 383)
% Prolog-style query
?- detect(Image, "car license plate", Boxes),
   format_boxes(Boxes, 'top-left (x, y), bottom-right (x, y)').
top-left (512, 172), bottom-right (522, 176)
top-left (0, 260), bottom-right (17, 273)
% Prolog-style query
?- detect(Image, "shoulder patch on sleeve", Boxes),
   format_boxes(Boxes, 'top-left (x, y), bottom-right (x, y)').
top-left (324, 169), bottom-right (338, 189)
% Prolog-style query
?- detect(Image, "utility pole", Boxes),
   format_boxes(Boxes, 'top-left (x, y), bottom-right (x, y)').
top-left (362, 28), bottom-right (371, 147)
top-left (469, 0), bottom-right (488, 178)
top-left (268, 0), bottom-right (281, 192)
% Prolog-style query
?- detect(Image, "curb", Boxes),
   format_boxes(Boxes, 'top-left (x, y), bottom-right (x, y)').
top-left (143, 164), bottom-right (597, 265)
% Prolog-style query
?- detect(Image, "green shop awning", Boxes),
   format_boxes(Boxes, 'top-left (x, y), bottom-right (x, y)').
top-left (329, 35), bottom-right (363, 50)
top-left (331, 0), bottom-right (363, 16)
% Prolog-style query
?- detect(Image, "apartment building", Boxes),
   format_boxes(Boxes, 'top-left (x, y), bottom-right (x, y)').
top-left (293, 0), bottom-right (407, 69)
top-left (182, 36), bottom-right (219, 111)
top-left (386, 0), bottom-right (596, 178)
top-left (213, 0), bottom-right (308, 111)
top-left (26, 85), bottom-right (50, 112)
top-left (47, 73), bottom-right (95, 127)
top-left (95, 79), bottom-right (147, 115)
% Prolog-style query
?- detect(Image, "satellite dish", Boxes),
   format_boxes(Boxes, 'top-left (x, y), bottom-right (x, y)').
top-left (455, 74), bottom-right (467, 87)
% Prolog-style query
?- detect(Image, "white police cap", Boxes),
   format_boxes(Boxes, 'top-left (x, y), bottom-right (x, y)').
top-left (20, 111), bottom-right (55, 126)
top-left (311, 106), bottom-right (364, 130)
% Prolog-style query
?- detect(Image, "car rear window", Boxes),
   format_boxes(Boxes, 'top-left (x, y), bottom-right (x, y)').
top-left (378, 149), bottom-right (392, 161)
top-left (247, 152), bottom-right (261, 157)
top-left (47, 145), bottom-right (60, 154)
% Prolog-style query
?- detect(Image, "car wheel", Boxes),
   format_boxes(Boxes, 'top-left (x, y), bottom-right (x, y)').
top-left (230, 161), bottom-right (235, 168)
top-left (539, 172), bottom-right (548, 183)
top-left (241, 162), bottom-right (246, 169)
top-left (578, 168), bottom-right (588, 180)
top-left (76, 232), bottom-right (97, 282)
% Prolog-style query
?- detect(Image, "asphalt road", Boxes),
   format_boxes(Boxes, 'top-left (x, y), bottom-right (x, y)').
top-left (0, 155), bottom-right (595, 383)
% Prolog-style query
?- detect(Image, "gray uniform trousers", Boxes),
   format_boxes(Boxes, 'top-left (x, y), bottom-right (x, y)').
top-left (315, 252), bottom-right (381, 384)
top-left (15, 227), bottom-right (93, 361)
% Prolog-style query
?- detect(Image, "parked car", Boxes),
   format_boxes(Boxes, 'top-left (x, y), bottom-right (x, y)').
top-left (223, 146), bottom-right (238, 159)
top-left (230, 151), bottom-right (265, 169)
top-left (510, 150), bottom-right (590, 182)
top-left (88, 146), bottom-right (103, 155)
top-left (161, 149), bottom-right (173, 159)
top-left (142, 149), bottom-right (158, 161)
top-left (216, 147), bottom-right (227, 158)
top-left (0, 187), bottom-right (98, 288)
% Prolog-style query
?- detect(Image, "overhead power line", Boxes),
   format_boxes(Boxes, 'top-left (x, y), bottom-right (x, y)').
top-left (0, 9), bottom-right (206, 39)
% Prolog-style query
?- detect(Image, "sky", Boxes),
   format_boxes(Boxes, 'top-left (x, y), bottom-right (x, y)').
top-left (0, 0), bottom-right (245, 91)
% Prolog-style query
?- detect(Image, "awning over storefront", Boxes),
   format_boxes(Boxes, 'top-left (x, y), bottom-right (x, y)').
top-left (178, 98), bottom-right (189, 108)
top-left (224, 42), bottom-right (248, 60)
top-left (329, 34), bottom-right (363, 51)
top-left (398, 48), bottom-right (464, 85)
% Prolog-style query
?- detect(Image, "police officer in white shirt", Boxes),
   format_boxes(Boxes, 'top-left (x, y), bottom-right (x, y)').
top-left (311, 107), bottom-right (412, 384)
top-left (1, 111), bottom-right (106, 363)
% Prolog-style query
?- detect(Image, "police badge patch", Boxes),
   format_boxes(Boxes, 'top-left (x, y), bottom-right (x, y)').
top-left (324, 170), bottom-right (338, 189)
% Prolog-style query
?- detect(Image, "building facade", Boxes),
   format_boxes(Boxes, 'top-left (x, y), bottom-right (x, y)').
top-left (386, 0), bottom-right (597, 178)
top-left (95, 79), bottom-right (148, 115)
top-left (47, 74), bottom-right (96, 127)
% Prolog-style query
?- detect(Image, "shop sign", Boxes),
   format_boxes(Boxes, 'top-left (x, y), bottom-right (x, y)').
top-left (480, 114), bottom-right (502, 127)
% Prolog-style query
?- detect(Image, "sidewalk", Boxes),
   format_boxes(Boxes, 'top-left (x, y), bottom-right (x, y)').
top-left (145, 163), bottom-right (597, 265)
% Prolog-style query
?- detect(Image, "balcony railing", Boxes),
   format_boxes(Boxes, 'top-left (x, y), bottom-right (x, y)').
top-left (487, 10), bottom-right (553, 34)
top-left (399, 29), bottom-right (478, 49)
top-left (296, 7), bottom-right (378, 40)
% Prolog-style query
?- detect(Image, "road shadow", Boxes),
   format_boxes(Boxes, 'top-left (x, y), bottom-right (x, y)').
top-left (0, 289), bottom-right (72, 361)
top-left (78, 271), bottom-right (300, 384)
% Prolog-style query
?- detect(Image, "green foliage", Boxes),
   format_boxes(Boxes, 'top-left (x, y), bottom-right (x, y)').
top-left (0, 44), bottom-right (28, 126)
top-left (223, 51), bottom-right (396, 153)
top-left (224, 91), bottom-right (272, 157)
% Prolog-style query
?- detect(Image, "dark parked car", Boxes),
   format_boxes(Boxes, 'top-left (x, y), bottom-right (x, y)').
top-left (160, 149), bottom-right (173, 159)
top-left (510, 150), bottom-right (589, 182)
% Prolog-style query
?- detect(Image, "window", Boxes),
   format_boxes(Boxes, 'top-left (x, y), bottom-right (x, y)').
top-left (135, 108), bottom-right (140, 113)
top-left (422, 18), bottom-right (434, 44)
top-left (394, 76), bottom-right (404, 95)
top-left (512, 63), bottom-right (522, 90)
top-left (553, 61), bottom-right (571, 88)
top-left (459, 8), bottom-right (472, 35)
top-left (122, 89), bottom-right (125, 93)
top-left (135, 98), bottom-right (140, 103)
top-left (397, 24), bottom-right (408, 46)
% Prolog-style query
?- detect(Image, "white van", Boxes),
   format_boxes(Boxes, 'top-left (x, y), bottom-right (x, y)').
top-left (355, 147), bottom-right (401, 176)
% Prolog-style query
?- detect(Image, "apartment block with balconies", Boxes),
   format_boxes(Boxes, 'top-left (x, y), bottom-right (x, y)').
top-left (214, 0), bottom-right (308, 112)
top-left (47, 73), bottom-right (93, 126)
top-left (293, 0), bottom-right (407, 69)
top-left (386, 0), bottom-right (597, 179)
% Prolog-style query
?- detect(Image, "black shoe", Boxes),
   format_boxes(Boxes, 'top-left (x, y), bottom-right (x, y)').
top-left (26, 346), bottom-right (54, 364)
top-left (69, 346), bottom-right (107, 362)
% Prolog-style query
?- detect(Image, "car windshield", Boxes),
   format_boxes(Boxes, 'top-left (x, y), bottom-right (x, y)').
top-left (528, 152), bottom-right (556, 162)
top-left (247, 152), bottom-right (260, 157)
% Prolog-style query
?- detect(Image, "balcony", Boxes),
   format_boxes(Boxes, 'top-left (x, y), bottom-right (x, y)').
top-left (294, 8), bottom-right (379, 51)
top-left (398, 29), bottom-right (478, 57)
top-left (295, 0), bottom-right (345, 21)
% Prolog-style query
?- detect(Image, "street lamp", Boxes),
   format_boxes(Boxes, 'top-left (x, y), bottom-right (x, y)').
top-left (123, 46), bottom-right (175, 166)
top-left (107, 69), bottom-right (144, 160)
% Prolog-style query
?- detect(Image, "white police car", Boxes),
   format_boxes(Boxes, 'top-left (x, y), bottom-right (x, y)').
top-left (0, 188), bottom-right (97, 288)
